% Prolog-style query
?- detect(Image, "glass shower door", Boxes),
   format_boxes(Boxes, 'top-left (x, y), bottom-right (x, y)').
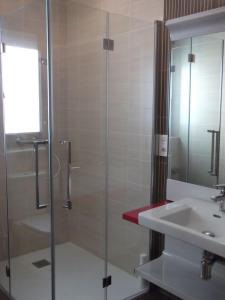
top-left (0, 36), bottom-right (10, 298)
top-left (0, 1), bottom-right (52, 299)
top-left (51, 2), bottom-right (107, 300)
top-left (51, 3), bottom-right (154, 299)
top-left (0, 2), bottom-right (155, 300)
top-left (106, 13), bottom-right (153, 299)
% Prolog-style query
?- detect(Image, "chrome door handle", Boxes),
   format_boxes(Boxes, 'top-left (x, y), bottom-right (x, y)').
top-left (207, 130), bottom-right (215, 175)
top-left (207, 130), bottom-right (220, 177)
top-left (60, 140), bottom-right (72, 210)
top-left (33, 141), bottom-right (48, 209)
top-left (17, 137), bottom-right (48, 209)
top-left (215, 131), bottom-right (220, 177)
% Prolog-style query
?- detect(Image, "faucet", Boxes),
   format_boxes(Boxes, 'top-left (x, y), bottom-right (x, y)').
top-left (211, 184), bottom-right (225, 212)
top-left (201, 251), bottom-right (217, 280)
top-left (201, 251), bottom-right (225, 280)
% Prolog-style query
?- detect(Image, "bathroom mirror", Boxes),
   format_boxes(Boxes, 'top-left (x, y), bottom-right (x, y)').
top-left (168, 32), bottom-right (225, 188)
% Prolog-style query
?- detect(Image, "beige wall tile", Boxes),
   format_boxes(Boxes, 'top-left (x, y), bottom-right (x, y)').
top-left (69, 0), bottom-right (164, 22)
top-left (0, 0), bottom-right (164, 278)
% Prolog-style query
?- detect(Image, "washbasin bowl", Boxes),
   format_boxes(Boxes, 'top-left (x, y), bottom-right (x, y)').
top-left (139, 198), bottom-right (225, 257)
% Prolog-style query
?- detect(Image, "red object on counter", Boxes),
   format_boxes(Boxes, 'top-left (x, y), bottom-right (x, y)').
top-left (122, 200), bottom-right (171, 225)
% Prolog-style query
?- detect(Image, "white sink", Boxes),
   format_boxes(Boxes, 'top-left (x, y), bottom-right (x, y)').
top-left (139, 198), bottom-right (225, 257)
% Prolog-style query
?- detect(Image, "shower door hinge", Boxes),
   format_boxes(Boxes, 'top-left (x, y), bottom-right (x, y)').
top-left (103, 275), bottom-right (112, 288)
top-left (40, 58), bottom-right (47, 66)
top-left (5, 265), bottom-right (10, 278)
top-left (188, 53), bottom-right (195, 63)
top-left (103, 38), bottom-right (114, 51)
top-left (170, 65), bottom-right (176, 72)
top-left (0, 43), bottom-right (6, 54)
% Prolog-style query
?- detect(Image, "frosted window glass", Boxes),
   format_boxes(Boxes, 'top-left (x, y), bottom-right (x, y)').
top-left (2, 45), bottom-right (40, 134)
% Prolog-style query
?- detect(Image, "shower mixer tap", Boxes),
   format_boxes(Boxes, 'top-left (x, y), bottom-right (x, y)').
top-left (211, 184), bottom-right (225, 213)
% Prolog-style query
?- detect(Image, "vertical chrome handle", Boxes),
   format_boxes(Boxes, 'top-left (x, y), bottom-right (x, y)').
top-left (16, 138), bottom-right (48, 209)
top-left (207, 130), bottom-right (215, 175)
top-left (215, 131), bottom-right (220, 177)
top-left (207, 130), bottom-right (220, 177)
top-left (33, 141), bottom-right (48, 209)
top-left (60, 140), bottom-right (72, 210)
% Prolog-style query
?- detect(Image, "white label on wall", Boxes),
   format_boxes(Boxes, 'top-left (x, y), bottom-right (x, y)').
top-left (156, 134), bottom-right (168, 157)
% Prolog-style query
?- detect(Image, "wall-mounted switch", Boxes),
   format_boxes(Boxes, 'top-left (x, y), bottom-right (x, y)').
top-left (156, 134), bottom-right (168, 157)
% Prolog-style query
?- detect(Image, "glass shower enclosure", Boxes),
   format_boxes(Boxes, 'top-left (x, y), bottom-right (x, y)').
top-left (0, 1), bottom-right (153, 299)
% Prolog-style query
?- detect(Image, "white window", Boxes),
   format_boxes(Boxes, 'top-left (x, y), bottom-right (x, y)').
top-left (2, 45), bottom-right (41, 134)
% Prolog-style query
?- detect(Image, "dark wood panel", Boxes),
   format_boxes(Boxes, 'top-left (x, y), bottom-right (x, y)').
top-left (151, 20), bottom-right (170, 260)
top-left (164, 0), bottom-right (225, 20)
top-left (152, 21), bottom-right (170, 206)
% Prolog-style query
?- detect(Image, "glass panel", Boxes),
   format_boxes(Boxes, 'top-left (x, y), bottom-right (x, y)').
top-left (0, 8), bottom-right (10, 296)
top-left (189, 36), bottom-right (223, 187)
top-left (219, 33), bottom-right (225, 185)
top-left (107, 14), bottom-right (153, 299)
top-left (169, 39), bottom-right (191, 182)
top-left (51, 2), bottom-right (107, 299)
top-left (168, 36), bottom-right (224, 188)
top-left (0, 1), bottom-right (52, 299)
top-left (0, 83), bottom-right (10, 295)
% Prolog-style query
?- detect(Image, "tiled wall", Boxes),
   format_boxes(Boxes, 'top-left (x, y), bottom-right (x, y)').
top-left (0, 0), bottom-right (49, 259)
top-left (107, 15), bottom-right (154, 272)
top-left (0, 0), bottom-right (68, 260)
top-left (72, 0), bottom-right (163, 22)
top-left (61, 0), bottom-right (164, 273)
top-left (0, 0), bottom-right (164, 278)
top-left (64, 3), bottom-right (107, 259)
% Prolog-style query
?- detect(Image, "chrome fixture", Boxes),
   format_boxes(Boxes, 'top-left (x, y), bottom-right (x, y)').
top-left (201, 231), bottom-right (216, 238)
top-left (16, 137), bottom-right (48, 209)
top-left (16, 137), bottom-right (48, 145)
top-left (201, 251), bottom-right (217, 280)
top-left (211, 184), bottom-right (225, 212)
top-left (201, 250), bottom-right (225, 280)
top-left (60, 140), bottom-right (73, 210)
top-left (207, 130), bottom-right (220, 177)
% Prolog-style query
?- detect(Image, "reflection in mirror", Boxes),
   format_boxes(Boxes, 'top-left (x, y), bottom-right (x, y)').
top-left (169, 33), bottom-right (225, 188)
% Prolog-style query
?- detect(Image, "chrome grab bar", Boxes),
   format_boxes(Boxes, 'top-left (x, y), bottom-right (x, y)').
top-left (16, 137), bottom-right (48, 209)
top-left (60, 140), bottom-right (73, 210)
top-left (207, 130), bottom-right (220, 177)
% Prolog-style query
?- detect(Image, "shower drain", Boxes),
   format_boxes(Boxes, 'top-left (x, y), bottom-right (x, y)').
top-left (202, 231), bottom-right (216, 238)
top-left (32, 259), bottom-right (51, 269)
